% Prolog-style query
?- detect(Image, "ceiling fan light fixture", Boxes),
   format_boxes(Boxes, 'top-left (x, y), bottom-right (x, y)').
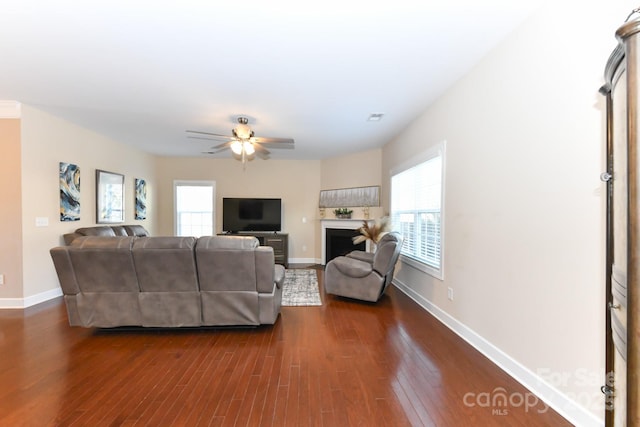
top-left (243, 141), bottom-right (255, 155)
top-left (230, 140), bottom-right (243, 155)
top-left (187, 115), bottom-right (294, 169)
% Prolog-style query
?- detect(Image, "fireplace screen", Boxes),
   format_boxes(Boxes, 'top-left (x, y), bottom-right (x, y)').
top-left (325, 228), bottom-right (365, 263)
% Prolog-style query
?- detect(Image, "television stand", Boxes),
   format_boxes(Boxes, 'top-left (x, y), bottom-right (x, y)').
top-left (238, 231), bottom-right (289, 268)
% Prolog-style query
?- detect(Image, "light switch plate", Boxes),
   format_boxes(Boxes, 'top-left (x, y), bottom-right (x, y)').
top-left (35, 217), bottom-right (49, 227)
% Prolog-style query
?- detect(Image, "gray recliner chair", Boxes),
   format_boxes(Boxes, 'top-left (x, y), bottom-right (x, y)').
top-left (324, 232), bottom-right (404, 302)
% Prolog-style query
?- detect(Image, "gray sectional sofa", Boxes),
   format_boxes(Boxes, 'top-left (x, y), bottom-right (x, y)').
top-left (62, 224), bottom-right (150, 245)
top-left (50, 232), bottom-right (284, 328)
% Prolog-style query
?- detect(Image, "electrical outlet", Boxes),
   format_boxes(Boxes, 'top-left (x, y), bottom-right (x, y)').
top-left (0, 274), bottom-right (4, 285)
top-left (447, 287), bottom-right (454, 301)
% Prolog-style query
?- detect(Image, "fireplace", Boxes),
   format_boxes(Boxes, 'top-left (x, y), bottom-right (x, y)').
top-left (325, 228), bottom-right (365, 264)
top-left (320, 219), bottom-right (372, 265)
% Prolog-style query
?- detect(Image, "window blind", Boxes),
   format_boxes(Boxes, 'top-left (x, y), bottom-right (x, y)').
top-left (391, 144), bottom-right (444, 278)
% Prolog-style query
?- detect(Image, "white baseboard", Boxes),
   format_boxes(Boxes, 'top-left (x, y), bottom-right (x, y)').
top-left (288, 257), bottom-right (321, 265)
top-left (0, 287), bottom-right (62, 309)
top-left (393, 278), bottom-right (603, 427)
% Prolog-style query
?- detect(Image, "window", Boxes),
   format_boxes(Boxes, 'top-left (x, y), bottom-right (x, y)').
top-left (390, 141), bottom-right (445, 279)
top-left (174, 181), bottom-right (215, 237)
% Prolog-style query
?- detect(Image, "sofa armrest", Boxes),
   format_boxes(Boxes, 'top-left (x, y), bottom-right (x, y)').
top-left (346, 250), bottom-right (374, 264)
top-left (331, 256), bottom-right (373, 278)
top-left (274, 265), bottom-right (285, 289)
top-left (255, 246), bottom-right (276, 293)
top-left (50, 247), bottom-right (80, 295)
top-left (63, 233), bottom-right (81, 245)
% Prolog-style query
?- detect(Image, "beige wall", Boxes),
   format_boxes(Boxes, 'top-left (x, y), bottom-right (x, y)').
top-left (320, 148), bottom-right (382, 190)
top-left (154, 157), bottom-right (321, 262)
top-left (12, 105), bottom-right (157, 306)
top-left (154, 149), bottom-right (384, 263)
top-left (320, 148), bottom-right (385, 219)
top-left (0, 119), bottom-right (24, 300)
top-left (382, 2), bottom-right (628, 423)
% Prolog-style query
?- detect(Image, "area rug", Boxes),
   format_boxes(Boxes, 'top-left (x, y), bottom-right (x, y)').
top-left (282, 269), bottom-right (322, 306)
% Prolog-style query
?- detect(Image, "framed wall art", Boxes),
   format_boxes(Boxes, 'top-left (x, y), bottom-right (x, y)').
top-left (135, 178), bottom-right (147, 220)
top-left (59, 162), bottom-right (80, 221)
top-left (96, 169), bottom-right (124, 223)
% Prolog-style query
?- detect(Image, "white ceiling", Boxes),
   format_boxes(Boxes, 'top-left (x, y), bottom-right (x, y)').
top-left (0, 1), bottom-right (540, 160)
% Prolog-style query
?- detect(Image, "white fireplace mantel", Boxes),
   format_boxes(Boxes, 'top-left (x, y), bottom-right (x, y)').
top-left (320, 219), bottom-right (373, 265)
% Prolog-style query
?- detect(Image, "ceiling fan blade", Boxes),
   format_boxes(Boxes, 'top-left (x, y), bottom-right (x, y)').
top-left (202, 146), bottom-right (230, 155)
top-left (186, 130), bottom-right (235, 141)
top-left (254, 142), bottom-right (294, 150)
top-left (251, 136), bottom-right (294, 144)
top-left (201, 142), bottom-right (233, 154)
top-left (211, 141), bottom-right (233, 150)
top-left (253, 143), bottom-right (271, 159)
top-left (187, 130), bottom-right (230, 137)
top-left (187, 135), bottom-right (235, 143)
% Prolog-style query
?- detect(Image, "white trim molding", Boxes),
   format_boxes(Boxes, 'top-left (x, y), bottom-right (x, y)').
top-left (320, 219), bottom-right (372, 265)
top-left (0, 287), bottom-right (62, 309)
top-left (392, 278), bottom-right (603, 427)
top-left (288, 257), bottom-right (319, 265)
top-left (0, 100), bottom-right (21, 118)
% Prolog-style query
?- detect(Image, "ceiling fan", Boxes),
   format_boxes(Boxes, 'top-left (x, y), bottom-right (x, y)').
top-left (186, 116), bottom-right (294, 166)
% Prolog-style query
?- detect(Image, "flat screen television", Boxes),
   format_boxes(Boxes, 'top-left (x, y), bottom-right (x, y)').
top-left (222, 198), bottom-right (282, 233)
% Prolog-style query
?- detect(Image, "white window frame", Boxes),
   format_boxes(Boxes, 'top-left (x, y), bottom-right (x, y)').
top-left (390, 141), bottom-right (446, 280)
top-left (173, 180), bottom-right (216, 237)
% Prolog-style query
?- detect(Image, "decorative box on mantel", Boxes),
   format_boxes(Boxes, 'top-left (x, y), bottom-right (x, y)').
top-left (321, 219), bottom-right (373, 265)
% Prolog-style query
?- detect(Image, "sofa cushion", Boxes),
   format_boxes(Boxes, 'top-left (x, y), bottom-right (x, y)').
top-left (124, 225), bottom-right (149, 237)
top-left (68, 236), bottom-right (139, 293)
top-left (110, 226), bottom-right (128, 236)
top-left (200, 235), bottom-right (258, 250)
top-left (196, 236), bottom-right (259, 292)
top-left (132, 236), bottom-right (199, 292)
top-left (75, 227), bottom-right (117, 237)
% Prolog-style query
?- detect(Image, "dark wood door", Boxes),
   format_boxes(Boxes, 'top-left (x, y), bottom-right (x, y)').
top-left (601, 17), bottom-right (640, 426)
top-left (609, 63), bottom-right (628, 426)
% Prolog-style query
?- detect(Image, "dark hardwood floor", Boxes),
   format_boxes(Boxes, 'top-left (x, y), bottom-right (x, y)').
top-left (0, 266), bottom-right (571, 426)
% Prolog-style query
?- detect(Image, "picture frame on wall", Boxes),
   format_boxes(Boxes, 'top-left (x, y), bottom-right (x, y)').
top-left (96, 169), bottom-right (125, 223)
top-left (59, 162), bottom-right (80, 221)
top-left (135, 178), bottom-right (147, 220)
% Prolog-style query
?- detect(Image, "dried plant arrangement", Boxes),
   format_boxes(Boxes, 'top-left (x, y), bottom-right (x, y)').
top-left (353, 216), bottom-right (391, 245)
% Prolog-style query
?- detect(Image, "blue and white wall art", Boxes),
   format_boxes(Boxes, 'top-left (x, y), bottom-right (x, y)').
top-left (135, 178), bottom-right (147, 220)
top-left (59, 162), bottom-right (80, 221)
